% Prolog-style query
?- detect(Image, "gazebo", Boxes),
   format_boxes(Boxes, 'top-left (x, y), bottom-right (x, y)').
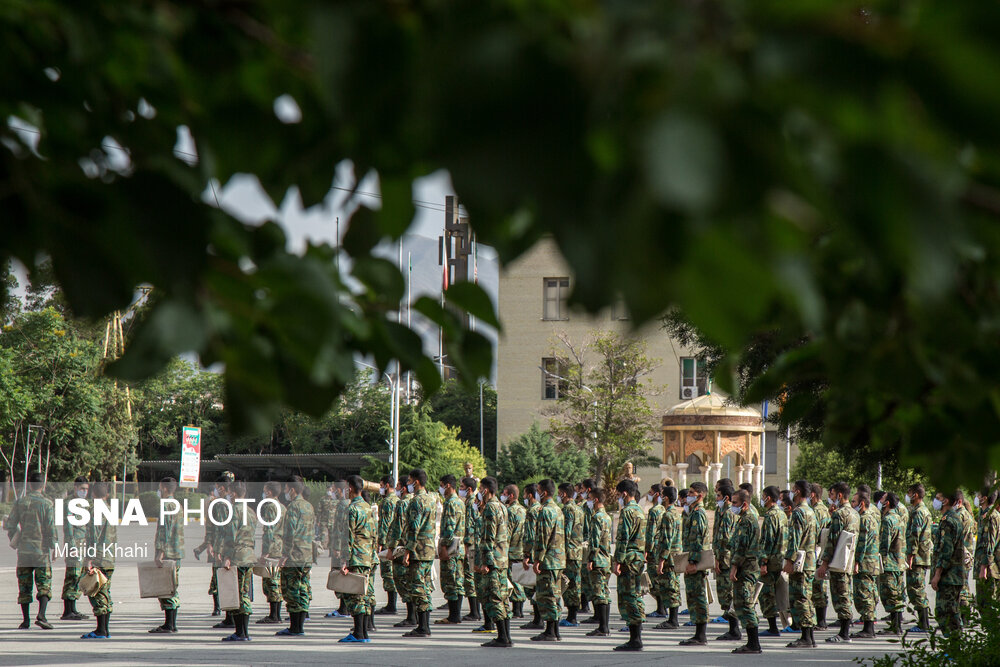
top-left (659, 393), bottom-right (764, 495)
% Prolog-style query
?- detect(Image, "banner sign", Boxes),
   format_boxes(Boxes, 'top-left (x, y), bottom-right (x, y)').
top-left (179, 426), bottom-right (202, 488)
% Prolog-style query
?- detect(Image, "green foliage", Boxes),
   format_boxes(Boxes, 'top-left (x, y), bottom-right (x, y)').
top-left (790, 441), bottom-right (923, 494)
top-left (858, 603), bottom-right (1000, 667)
top-left (495, 423), bottom-right (591, 488)
top-left (424, 380), bottom-right (497, 462)
top-left (137, 491), bottom-right (159, 518)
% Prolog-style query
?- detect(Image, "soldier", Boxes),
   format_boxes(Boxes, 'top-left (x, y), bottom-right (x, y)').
top-left (469, 484), bottom-right (495, 636)
top-left (931, 489), bottom-right (971, 633)
top-left (903, 482), bottom-right (933, 632)
top-left (257, 481), bottom-right (284, 625)
top-left (558, 482), bottom-right (585, 627)
top-left (758, 485), bottom-right (788, 637)
top-left (876, 492), bottom-right (906, 636)
top-left (149, 476), bottom-right (184, 634)
top-left (653, 485), bottom-right (683, 630)
top-left (336, 475), bottom-right (375, 644)
top-left (809, 482), bottom-right (831, 630)
top-left (461, 476), bottom-right (482, 623)
top-left (520, 482), bottom-right (543, 630)
top-left (782, 479), bottom-right (817, 649)
top-left (578, 478), bottom-right (597, 619)
top-left (276, 475), bottom-right (315, 637)
top-left (315, 481), bottom-right (338, 618)
top-left (974, 487), bottom-right (1000, 607)
top-left (60, 476), bottom-right (89, 621)
top-left (435, 474), bottom-right (466, 625)
top-left (502, 485), bottom-right (527, 618)
top-left (816, 481), bottom-right (859, 643)
top-left (529, 478), bottom-right (566, 642)
top-left (363, 490), bottom-right (379, 636)
top-left (955, 490), bottom-right (978, 615)
top-left (477, 477), bottom-right (513, 648)
top-left (81, 482), bottom-right (115, 639)
top-left (729, 489), bottom-right (761, 655)
top-left (7, 471), bottom-right (57, 630)
top-left (679, 481), bottom-right (710, 646)
top-left (612, 479), bottom-right (646, 652)
top-left (205, 473), bottom-right (235, 619)
top-left (713, 484), bottom-right (740, 642)
top-left (375, 476), bottom-right (398, 615)
top-left (585, 487), bottom-right (613, 637)
top-left (644, 484), bottom-right (666, 619)
top-left (219, 481), bottom-right (256, 641)
top-left (850, 489), bottom-right (880, 638)
top-left (400, 468), bottom-right (438, 638)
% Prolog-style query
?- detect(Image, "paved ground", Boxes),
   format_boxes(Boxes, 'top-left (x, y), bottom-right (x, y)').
top-left (0, 563), bottom-right (910, 666)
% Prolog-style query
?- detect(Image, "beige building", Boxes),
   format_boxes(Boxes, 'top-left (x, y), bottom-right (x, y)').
top-left (496, 237), bottom-right (797, 490)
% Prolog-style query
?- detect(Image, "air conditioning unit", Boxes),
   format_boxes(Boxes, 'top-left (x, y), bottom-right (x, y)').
top-left (681, 386), bottom-right (697, 400)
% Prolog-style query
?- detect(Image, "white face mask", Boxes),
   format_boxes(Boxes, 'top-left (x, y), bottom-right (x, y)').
top-left (157, 490), bottom-right (163, 499)
top-left (476, 491), bottom-right (483, 502)
top-left (283, 492), bottom-right (290, 501)
top-left (932, 498), bottom-right (943, 511)
top-left (77, 489), bottom-right (87, 499)
top-left (459, 489), bottom-right (468, 498)
top-left (328, 490), bottom-right (336, 498)
top-left (261, 491), bottom-right (268, 500)
top-left (618, 498), bottom-right (625, 509)
top-left (572, 492), bottom-right (579, 500)
top-left (394, 489), bottom-right (401, 498)
top-left (729, 505), bottom-right (741, 515)
top-left (534, 492), bottom-right (541, 502)
top-left (904, 494), bottom-right (911, 505)
top-left (716, 500), bottom-right (724, 509)
top-left (776, 500), bottom-right (784, 509)
top-left (685, 496), bottom-right (696, 506)
top-left (646, 494), bottom-right (653, 503)
top-left (500, 494), bottom-right (509, 503)
top-left (876, 500), bottom-right (883, 511)
top-left (827, 498), bottom-right (837, 507)
top-left (683, 505), bottom-right (689, 514)
top-left (975, 496), bottom-right (981, 508)
top-left (806, 497), bottom-right (813, 506)
top-left (523, 499), bottom-right (529, 507)
top-left (407, 483), bottom-right (414, 494)
top-left (586, 500), bottom-right (594, 510)
top-left (379, 487), bottom-right (387, 496)
top-left (438, 486), bottom-right (446, 496)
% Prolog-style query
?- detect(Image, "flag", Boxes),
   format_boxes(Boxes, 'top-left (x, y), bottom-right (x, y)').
top-left (442, 259), bottom-right (449, 292)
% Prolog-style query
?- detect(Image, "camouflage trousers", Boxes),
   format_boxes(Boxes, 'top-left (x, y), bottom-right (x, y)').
top-left (408, 560), bottom-right (434, 612)
top-left (879, 571), bottom-right (905, 613)
top-left (536, 569), bottom-right (564, 621)
top-left (683, 571), bottom-right (709, 624)
top-left (589, 565), bottom-right (611, 605)
top-left (716, 566), bottom-right (733, 616)
top-left (732, 567), bottom-right (759, 629)
top-left (581, 556), bottom-right (595, 602)
top-left (829, 571), bottom-right (854, 620)
top-left (236, 566), bottom-right (253, 615)
top-left (906, 565), bottom-right (929, 610)
top-left (87, 567), bottom-right (114, 616)
top-left (482, 567), bottom-right (511, 621)
top-left (661, 568), bottom-right (681, 609)
top-left (463, 548), bottom-right (476, 598)
top-left (759, 570), bottom-right (781, 619)
top-left (811, 572), bottom-right (828, 611)
top-left (976, 577), bottom-right (1000, 607)
top-left (16, 566), bottom-right (52, 604)
top-left (789, 572), bottom-right (815, 628)
top-left (62, 565), bottom-right (82, 601)
top-left (508, 565), bottom-right (526, 603)
top-left (158, 562), bottom-right (180, 611)
top-left (208, 566), bottom-right (218, 595)
top-left (379, 559), bottom-right (395, 592)
top-left (562, 559), bottom-right (582, 608)
top-left (392, 559), bottom-right (411, 601)
top-left (616, 562), bottom-right (645, 625)
top-left (440, 554), bottom-right (465, 601)
top-left (280, 566), bottom-right (311, 613)
top-left (344, 566), bottom-right (372, 616)
top-left (853, 572), bottom-right (877, 621)
top-left (935, 583), bottom-right (963, 622)
top-left (262, 572), bottom-right (282, 603)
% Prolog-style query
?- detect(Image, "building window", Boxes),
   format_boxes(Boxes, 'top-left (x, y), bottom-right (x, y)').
top-left (541, 357), bottom-right (568, 400)
top-left (764, 431), bottom-right (777, 474)
top-left (611, 296), bottom-right (630, 321)
top-left (543, 278), bottom-right (570, 320)
top-left (679, 357), bottom-right (709, 400)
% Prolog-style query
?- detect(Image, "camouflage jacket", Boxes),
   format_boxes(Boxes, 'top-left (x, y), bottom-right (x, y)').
top-left (524, 501), bottom-right (541, 559)
top-left (759, 504), bottom-right (788, 570)
top-left (614, 499), bottom-right (646, 566)
top-left (377, 493), bottom-right (398, 549)
top-left (589, 506), bottom-right (613, 569)
top-left (906, 501), bottom-right (933, 566)
top-left (282, 495), bottom-right (316, 566)
top-left (260, 498), bottom-right (284, 560)
top-left (440, 494), bottom-right (466, 557)
top-left (6, 490), bottom-right (57, 566)
top-left (855, 505), bottom-right (881, 574)
top-left (656, 505), bottom-right (683, 562)
top-left (464, 495), bottom-right (480, 548)
top-left (562, 499), bottom-right (585, 561)
top-left (62, 498), bottom-right (88, 565)
top-left (712, 499), bottom-right (738, 570)
top-left (388, 494), bottom-right (410, 551)
top-left (532, 497), bottom-right (566, 570)
top-left (86, 517), bottom-right (117, 569)
top-left (346, 496), bottom-right (375, 568)
top-left (645, 503), bottom-right (665, 564)
top-left (315, 494), bottom-right (336, 550)
top-left (155, 502), bottom-right (185, 561)
top-left (405, 488), bottom-right (438, 561)
top-left (893, 502), bottom-right (909, 529)
top-left (479, 497), bottom-right (509, 571)
top-left (813, 499), bottom-right (831, 541)
top-left (729, 505), bottom-right (760, 571)
top-left (822, 504), bottom-right (859, 564)
top-left (506, 501), bottom-right (526, 561)
top-left (682, 500), bottom-right (709, 564)
top-left (935, 507), bottom-right (970, 585)
top-left (879, 510), bottom-right (906, 572)
top-left (221, 504), bottom-right (257, 566)
top-left (333, 498), bottom-right (350, 554)
top-left (958, 504), bottom-right (977, 568)
top-left (975, 506), bottom-right (1000, 574)
top-left (210, 497), bottom-right (230, 552)
top-left (784, 501), bottom-right (817, 572)
top-left (581, 502), bottom-right (594, 552)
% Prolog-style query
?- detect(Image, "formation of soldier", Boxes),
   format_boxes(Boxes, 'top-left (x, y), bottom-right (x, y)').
top-left (3, 468), bottom-right (995, 653)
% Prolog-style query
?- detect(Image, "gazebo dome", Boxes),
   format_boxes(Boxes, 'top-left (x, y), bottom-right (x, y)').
top-left (663, 392), bottom-right (762, 431)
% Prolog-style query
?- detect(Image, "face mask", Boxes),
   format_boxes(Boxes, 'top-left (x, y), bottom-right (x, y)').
top-left (827, 498), bottom-right (836, 507)
top-left (261, 491), bottom-right (268, 500)
top-left (586, 500), bottom-right (594, 510)
top-left (157, 490), bottom-right (163, 499)
top-left (776, 501), bottom-right (783, 509)
top-left (438, 486), bottom-right (446, 496)
top-left (647, 494), bottom-right (653, 503)
top-left (379, 487), bottom-right (387, 496)
top-left (806, 497), bottom-right (813, 506)
top-left (683, 505), bottom-right (689, 514)
top-left (523, 499), bottom-right (529, 507)
top-left (851, 503), bottom-right (860, 511)
top-left (283, 492), bottom-right (290, 501)
top-left (685, 496), bottom-right (696, 506)
top-left (459, 489), bottom-right (468, 498)
top-left (876, 500), bottom-right (883, 511)
top-left (716, 500), bottom-right (724, 509)
top-left (975, 497), bottom-right (981, 508)
top-left (572, 492), bottom-right (578, 500)
top-left (394, 489), bottom-right (401, 498)
top-left (407, 483), bottom-right (414, 494)
top-left (476, 492), bottom-right (483, 502)
top-left (729, 505), bottom-right (741, 515)
top-left (904, 494), bottom-right (911, 505)
top-left (534, 492), bottom-right (541, 502)
top-left (932, 498), bottom-right (943, 511)
top-left (77, 489), bottom-right (87, 499)
top-left (618, 498), bottom-right (625, 509)
top-left (500, 494), bottom-right (509, 503)
top-left (328, 490), bottom-right (335, 498)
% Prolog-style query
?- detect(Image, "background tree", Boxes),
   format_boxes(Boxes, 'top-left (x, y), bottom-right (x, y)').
top-left (424, 380), bottom-right (497, 463)
top-left (494, 422), bottom-right (591, 488)
top-left (790, 441), bottom-right (924, 498)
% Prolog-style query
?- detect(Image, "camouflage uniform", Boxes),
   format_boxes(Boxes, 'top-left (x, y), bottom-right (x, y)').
top-left (281, 494), bottom-right (315, 614)
top-left (61, 499), bottom-right (87, 602)
top-left (853, 505), bottom-right (880, 622)
top-left (974, 504), bottom-right (1000, 605)
top-left (85, 517), bottom-right (117, 616)
top-left (532, 497), bottom-right (566, 621)
top-left (785, 501), bottom-right (817, 628)
top-left (957, 504), bottom-right (977, 610)
top-left (712, 499), bottom-right (738, 617)
top-left (154, 500), bottom-right (185, 610)
top-left (506, 501), bottom-right (527, 603)
top-left (878, 510), bottom-right (905, 614)
top-left (260, 499), bottom-right (284, 603)
top-left (905, 501), bottom-right (932, 613)
top-left (822, 502), bottom-right (859, 620)
top-left (479, 496), bottom-right (510, 621)
top-left (759, 503), bottom-right (788, 621)
top-left (390, 493), bottom-right (412, 603)
top-left (315, 492), bottom-right (336, 557)
top-left (523, 500), bottom-right (542, 602)
top-left (6, 490), bottom-right (57, 603)
top-left (729, 505), bottom-right (760, 629)
top-left (682, 499), bottom-right (710, 624)
top-left (463, 494), bottom-right (480, 602)
top-left (588, 506), bottom-right (613, 604)
top-left (208, 497), bottom-right (230, 598)
top-left (365, 503), bottom-right (378, 614)
top-left (811, 499), bottom-right (831, 614)
top-left (614, 499), bottom-right (646, 625)
top-left (645, 501), bottom-right (666, 604)
top-left (439, 493), bottom-right (466, 601)
top-left (562, 498), bottom-right (585, 610)
top-left (655, 504), bottom-right (683, 609)
top-left (405, 488), bottom-right (438, 613)
top-left (934, 506), bottom-right (970, 628)
top-left (580, 501), bottom-right (595, 603)
top-left (343, 495), bottom-right (375, 616)
top-left (377, 492), bottom-right (398, 593)
top-left (220, 502), bottom-right (257, 614)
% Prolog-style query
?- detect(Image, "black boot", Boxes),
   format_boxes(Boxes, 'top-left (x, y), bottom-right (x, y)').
top-left (826, 617), bottom-right (852, 643)
top-left (338, 599), bottom-right (347, 616)
top-left (512, 601), bottom-right (524, 618)
top-left (815, 606), bottom-right (828, 629)
top-left (18, 603), bottom-right (30, 629)
top-left (786, 625), bottom-right (813, 648)
top-left (62, 599), bottom-right (83, 621)
top-left (34, 596), bottom-right (52, 629)
top-left (100, 613), bottom-right (111, 638)
top-left (436, 599), bottom-right (462, 625)
top-left (916, 607), bottom-right (930, 632)
top-left (679, 622), bottom-right (707, 646)
top-left (242, 613), bottom-right (251, 639)
top-left (614, 623), bottom-right (643, 651)
top-left (150, 609), bottom-right (173, 633)
top-left (733, 625), bottom-right (762, 654)
top-left (211, 594), bottom-right (221, 617)
top-left (482, 616), bottom-right (513, 648)
top-left (376, 592), bottom-right (398, 615)
top-left (653, 597), bottom-right (666, 616)
top-left (586, 603), bottom-right (610, 636)
top-left (403, 610), bottom-right (431, 638)
top-left (580, 595), bottom-right (590, 614)
top-left (877, 611), bottom-right (902, 636)
top-left (851, 619), bottom-right (876, 639)
top-left (394, 602), bottom-right (416, 627)
top-left (367, 613), bottom-right (376, 633)
top-left (521, 603), bottom-right (543, 629)
top-left (256, 601), bottom-right (279, 624)
top-left (213, 610), bottom-right (234, 628)
top-left (565, 605), bottom-right (579, 625)
top-left (531, 619), bottom-right (559, 642)
top-left (463, 597), bottom-right (482, 621)
top-left (716, 615), bottom-right (741, 641)
top-left (655, 606), bottom-right (679, 629)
